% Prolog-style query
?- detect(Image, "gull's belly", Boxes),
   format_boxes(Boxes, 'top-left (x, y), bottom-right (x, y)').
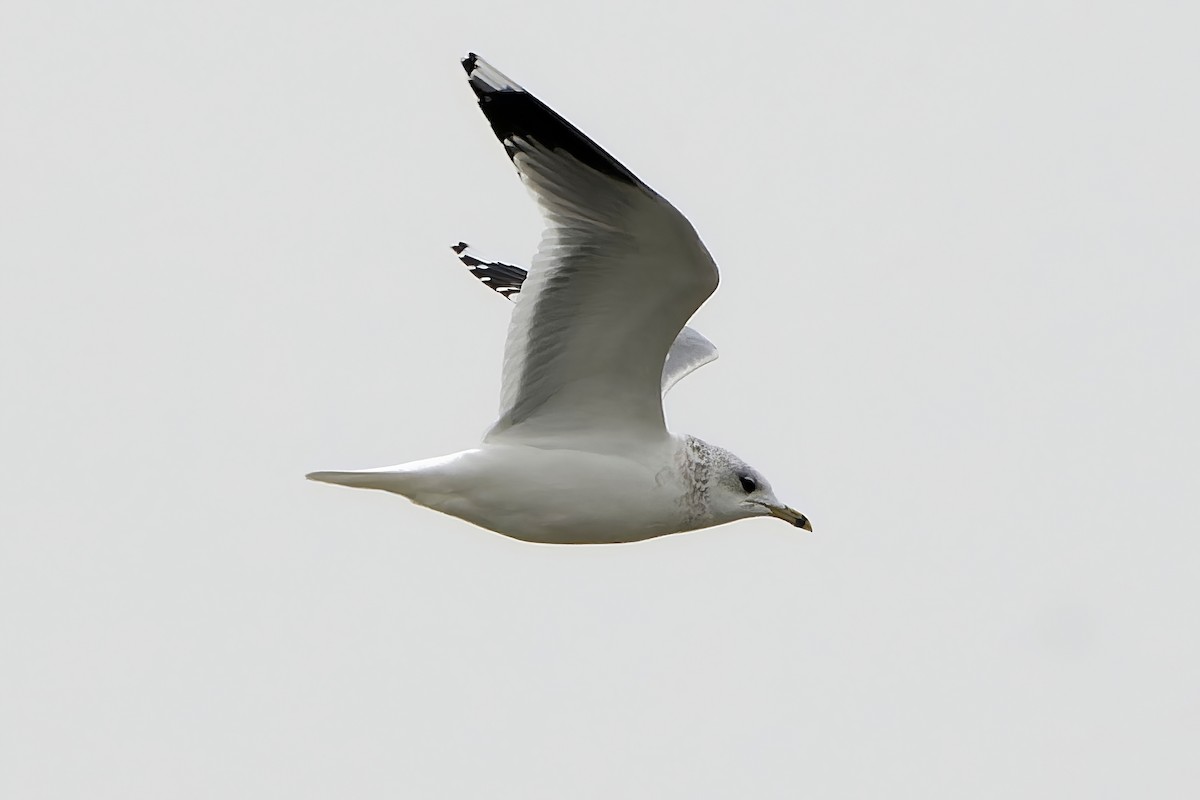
top-left (409, 445), bottom-right (691, 544)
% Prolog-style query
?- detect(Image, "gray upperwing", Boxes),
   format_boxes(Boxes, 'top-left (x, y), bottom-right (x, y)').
top-left (451, 242), bottom-right (717, 396)
top-left (660, 326), bottom-right (719, 396)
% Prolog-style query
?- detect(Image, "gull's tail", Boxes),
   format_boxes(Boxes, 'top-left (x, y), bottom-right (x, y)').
top-left (307, 452), bottom-right (464, 497)
top-left (306, 467), bottom-right (410, 492)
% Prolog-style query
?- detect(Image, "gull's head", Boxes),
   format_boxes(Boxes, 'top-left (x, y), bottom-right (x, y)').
top-left (685, 437), bottom-right (812, 531)
top-left (722, 464), bottom-right (812, 531)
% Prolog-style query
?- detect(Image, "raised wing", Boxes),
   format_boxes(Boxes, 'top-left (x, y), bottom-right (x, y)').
top-left (462, 54), bottom-right (719, 447)
top-left (451, 241), bottom-right (719, 397)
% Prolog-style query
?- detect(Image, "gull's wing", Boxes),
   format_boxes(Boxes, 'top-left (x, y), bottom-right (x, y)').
top-left (661, 326), bottom-right (720, 396)
top-left (451, 241), bottom-right (719, 397)
top-left (450, 241), bottom-right (526, 298)
top-left (462, 54), bottom-right (719, 446)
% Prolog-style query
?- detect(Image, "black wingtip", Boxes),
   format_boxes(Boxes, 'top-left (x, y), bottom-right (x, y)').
top-left (459, 54), bottom-right (642, 188)
top-left (449, 243), bottom-right (529, 300)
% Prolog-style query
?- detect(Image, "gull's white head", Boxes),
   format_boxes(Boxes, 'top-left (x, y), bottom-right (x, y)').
top-left (682, 437), bottom-right (812, 531)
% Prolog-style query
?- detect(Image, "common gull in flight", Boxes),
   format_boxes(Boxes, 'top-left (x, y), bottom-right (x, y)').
top-left (307, 54), bottom-right (811, 544)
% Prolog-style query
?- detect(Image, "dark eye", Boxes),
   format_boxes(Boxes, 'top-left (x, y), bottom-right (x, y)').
top-left (739, 475), bottom-right (757, 493)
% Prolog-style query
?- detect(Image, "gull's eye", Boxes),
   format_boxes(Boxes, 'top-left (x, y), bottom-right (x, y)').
top-left (739, 475), bottom-right (757, 494)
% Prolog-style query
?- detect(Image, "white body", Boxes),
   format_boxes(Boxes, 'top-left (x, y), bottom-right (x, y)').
top-left (312, 435), bottom-right (734, 544)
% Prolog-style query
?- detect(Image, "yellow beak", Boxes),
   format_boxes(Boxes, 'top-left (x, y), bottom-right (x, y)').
top-left (768, 505), bottom-right (813, 531)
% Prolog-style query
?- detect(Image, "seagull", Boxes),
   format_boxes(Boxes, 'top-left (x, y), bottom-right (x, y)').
top-left (307, 53), bottom-right (811, 544)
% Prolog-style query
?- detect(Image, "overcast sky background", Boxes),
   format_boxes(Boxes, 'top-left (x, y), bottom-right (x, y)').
top-left (3, 1), bottom-right (1198, 797)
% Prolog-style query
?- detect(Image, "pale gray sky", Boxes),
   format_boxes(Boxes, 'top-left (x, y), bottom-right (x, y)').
top-left (3, 1), bottom-right (1198, 797)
